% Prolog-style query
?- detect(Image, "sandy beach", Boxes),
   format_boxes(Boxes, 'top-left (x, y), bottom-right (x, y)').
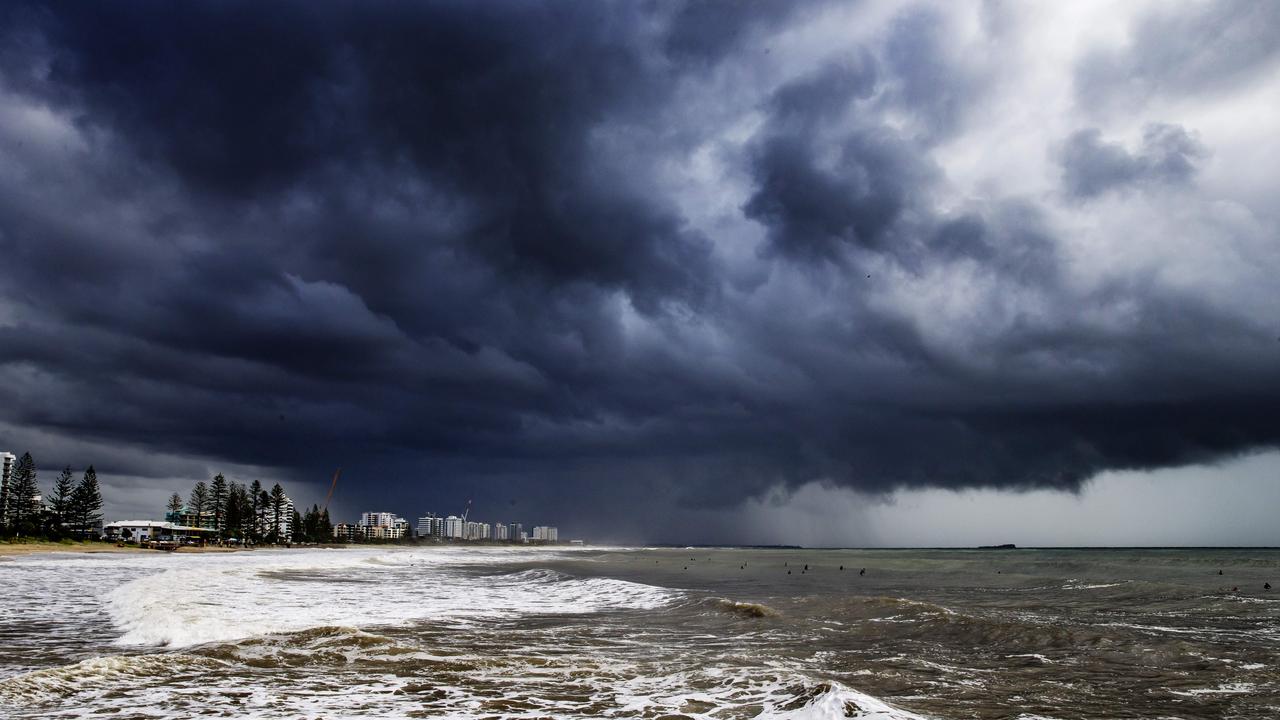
top-left (0, 541), bottom-right (261, 557)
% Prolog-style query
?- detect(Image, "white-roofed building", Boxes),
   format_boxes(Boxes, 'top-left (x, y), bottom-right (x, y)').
top-left (103, 520), bottom-right (217, 543)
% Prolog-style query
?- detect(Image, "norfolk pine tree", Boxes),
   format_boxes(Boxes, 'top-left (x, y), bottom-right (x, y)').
top-left (49, 466), bottom-right (76, 535)
top-left (210, 473), bottom-right (228, 539)
top-left (189, 481), bottom-right (209, 529)
top-left (167, 492), bottom-right (184, 519)
top-left (249, 480), bottom-right (263, 542)
top-left (269, 483), bottom-right (286, 544)
top-left (69, 466), bottom-right (103, 538)
top-left (6, 452), bottom-right (40, 536)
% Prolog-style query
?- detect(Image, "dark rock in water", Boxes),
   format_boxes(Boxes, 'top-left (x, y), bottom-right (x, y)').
top-left (978, 544), bottom-right (1017, 550)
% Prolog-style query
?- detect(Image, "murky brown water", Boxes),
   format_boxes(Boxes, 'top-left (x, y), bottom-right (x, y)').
top-left (1, 546), bottom-right (1276, 718)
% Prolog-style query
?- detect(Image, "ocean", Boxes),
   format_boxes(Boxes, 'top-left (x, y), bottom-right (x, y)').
top-left (0, 546), bottom-right (1276, 719)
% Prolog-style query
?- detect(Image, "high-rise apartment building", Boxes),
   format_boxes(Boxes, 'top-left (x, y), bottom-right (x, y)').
top-left (417, 514), bottom-right (443, 537)
top-left (360, 511), bottom-right (402, 528)
top-left (444, 515), bottom-right (464, 538)
top-left (0, 451), bottom-right (15, 517)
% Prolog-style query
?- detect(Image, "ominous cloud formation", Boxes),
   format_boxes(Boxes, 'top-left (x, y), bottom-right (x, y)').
top-left (1058, 124), bottom-right (1205, 200)
top-left (1, 1), bottom-right (1278, 540)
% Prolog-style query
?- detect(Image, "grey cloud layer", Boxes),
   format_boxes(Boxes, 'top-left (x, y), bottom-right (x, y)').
top-left (1058, 124), bottom-right (1205, 200)
top-left (0, 1), bottom-right (1277, 537)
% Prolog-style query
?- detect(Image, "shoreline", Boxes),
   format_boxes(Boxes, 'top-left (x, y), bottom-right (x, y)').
top-left (0, 541), bottom-right (314, 558)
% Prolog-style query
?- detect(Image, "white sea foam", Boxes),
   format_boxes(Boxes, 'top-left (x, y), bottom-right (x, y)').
top-left (0, 650), bottom-right (929, 720)
top-left (1062, 580), bottom-right (1127, 590)
top-left (762, 682), bottom-right (930, 720)
top-left (102, 547), bottom-right (677, 647)
top-left (1170, 682), bottom-right (1258, 696)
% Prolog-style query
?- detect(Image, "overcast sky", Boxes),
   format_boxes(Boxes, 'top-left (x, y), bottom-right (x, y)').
top-left (1, 1), bottom-right (1277, 545)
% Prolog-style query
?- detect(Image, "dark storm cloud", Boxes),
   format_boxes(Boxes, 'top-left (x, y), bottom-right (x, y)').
top-left (0, 0), bottom-right (1278, 540)
top-left (744, 58), bottom-right (932, 262)
top-left (1058, 124), bottom-right (1205, 200)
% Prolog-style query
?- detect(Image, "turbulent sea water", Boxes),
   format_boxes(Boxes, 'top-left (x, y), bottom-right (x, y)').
top-left (0, 546), bottom-right (1277, 719)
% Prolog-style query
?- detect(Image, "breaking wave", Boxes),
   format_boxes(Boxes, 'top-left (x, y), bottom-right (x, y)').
top-left (104, 548), bottom-right (678, 648)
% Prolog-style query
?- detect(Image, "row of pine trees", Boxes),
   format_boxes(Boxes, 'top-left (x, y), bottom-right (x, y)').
top-left (0, 452), bottom-right (334, 545)
top-left (0, 452), bottom-right (104, 539)
top-left (169, 474), bottom-right (334, 544)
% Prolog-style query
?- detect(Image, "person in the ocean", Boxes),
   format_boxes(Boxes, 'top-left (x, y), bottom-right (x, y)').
top-left (859, 568), bottom-right (865, 576)
top-left (1266, 583), bottom-right (1272, 590)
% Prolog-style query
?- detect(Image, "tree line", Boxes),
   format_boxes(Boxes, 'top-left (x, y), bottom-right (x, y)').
top-left (1, 451), bottom-right (104, 539)
top-left (170, 474), bottom-right (333, 544)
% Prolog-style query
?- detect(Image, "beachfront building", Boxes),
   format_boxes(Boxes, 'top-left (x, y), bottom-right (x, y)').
top-left (360, 511), bottom-right (401, 528)
top-left (507, 523), bottom-right (522, 542)
top-left (355, 511), bottom-right (409, 540)
top-left (417, 514), bottom-right (443, 538)
top-left (366, 523), bottom-right (408, 540)
top-left (443, 515), bottom-right (464, 539)
top-left (532, 526), bottom-right (558, 542)
top-left (103, 520), bottom-right (217, 543)
top-left (0, 451), bottom-right (14, 518)
top-left (0, 451), bottom-right (14, 486)
top-left (333, 523), bottom-right (359, 542)
top-left (166, 508), bottom-right (216, 529)
top-left (494, 523), bottom-right (509, 541)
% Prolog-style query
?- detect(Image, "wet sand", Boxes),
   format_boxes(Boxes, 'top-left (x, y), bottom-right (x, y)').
top-left (0, 541), bottom-right (306, 557)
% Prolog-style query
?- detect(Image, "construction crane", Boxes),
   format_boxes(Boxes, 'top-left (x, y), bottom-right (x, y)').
top-left (461, 499), bottom-right (472, 524)
top-left (323, 468), bottom-right (341, 511)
